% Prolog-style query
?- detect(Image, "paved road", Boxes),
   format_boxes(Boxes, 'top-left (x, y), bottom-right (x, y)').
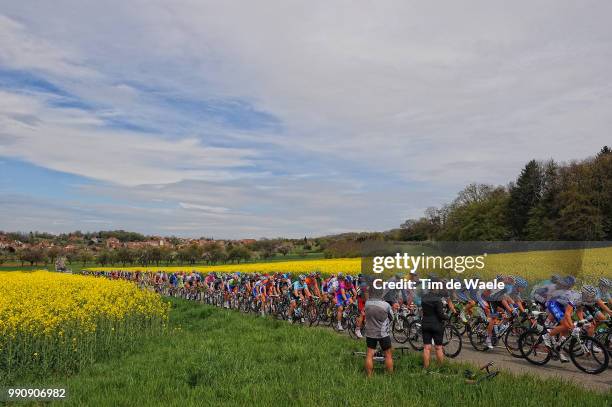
top-left (390, 339), bottom-right (611, 392)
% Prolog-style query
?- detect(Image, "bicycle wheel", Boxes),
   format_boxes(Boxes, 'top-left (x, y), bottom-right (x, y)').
top-left (443, 324), bottom-right (462, 358)
top-left (392, 317), bottom-right (408, 344)
top-left (468, 320), bottom-right (490, 352)
top-left (347, 315), bottom-right (358, 339)
top-left (518, 329), bottom-right (551, 366)
top-left (568, 335), bottom-right (609, 374)
top-left (307, 302), bottom-right (320, 327)
top-left (450, 314), bottom-right (467, 336)
top-left (318, 302), bottom-right (332, 326)
top-left (504, 324), bottom-right (527, 358)
top-left (407, 320), bottom-right (424, 351)
top-left (594, 330), bottom-right (611, 361)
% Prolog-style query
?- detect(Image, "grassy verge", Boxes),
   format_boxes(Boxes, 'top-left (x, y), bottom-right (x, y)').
top-left (2, 298), bottom-right (604, 406)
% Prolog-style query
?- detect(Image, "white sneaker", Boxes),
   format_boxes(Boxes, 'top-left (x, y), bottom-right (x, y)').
top-left (337, 323), bottom-right (344, 331)
top-left (288, 318), bottom-right (293, 324)
top-left (542, 334), bottom-right (552, 348)
top-left (459, 311), bottom-right (467, 323)
top-left (485, 337), bottom-right (494, 349)
top-left (559, 352), bottom-right (569, 363)
top-left (355, 329), bottom-right (363, 339)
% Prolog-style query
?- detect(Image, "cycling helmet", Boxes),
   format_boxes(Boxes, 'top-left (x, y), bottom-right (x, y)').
top-left (514, 277), bottom-right (528, 289)
top-left (559, 276), bottom-right (576, 289)
top-left (599, 277), bottom-right (611, 290)
top-left (395, 273), bottom-right (403, 279)
top-left (581, 284), bottom-right (597, 299)
top-left (346, 276), bottom-right (353, 283)
top-left (282, 273), bottom-right (288, 279)
top-left (299, 274), bottom-right (306, 281)
top-left (550, 274), bottom-right (561, 284)
top-left (337, 272), bottom-right (344, 278)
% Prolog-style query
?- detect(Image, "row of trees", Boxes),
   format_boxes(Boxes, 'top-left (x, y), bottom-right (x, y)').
top-left (1, 239), bottom-right (320, 267)
top-left (0, 242), bottom-right (255, 267)
top-left (398, 147), bottom-right (612, 241)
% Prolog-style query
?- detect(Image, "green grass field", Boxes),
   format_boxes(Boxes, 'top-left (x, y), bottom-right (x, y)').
top-left (5, 298), bottom-right (608, 407)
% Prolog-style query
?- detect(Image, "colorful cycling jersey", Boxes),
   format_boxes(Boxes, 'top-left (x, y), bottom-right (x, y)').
top-left (292, 280), bottom-right (306, 292)
top-left (531, 282), bottom-right (556, 304)
top-left (327, 277), bottom-right (339, 293)
top-left (548, 289), bottom-right (580, 307)
top-left (484, 284), bottom-right (512, 302)
top-left (357, 279), bottom-right (369, 298)
top-left (305, 276), bottom-right (317, 289)
top-left (597, 288), bottom-right (611, 303)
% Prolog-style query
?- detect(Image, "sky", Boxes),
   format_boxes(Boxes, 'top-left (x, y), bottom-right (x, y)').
top-left (0, 1), bottom-right (611, 238)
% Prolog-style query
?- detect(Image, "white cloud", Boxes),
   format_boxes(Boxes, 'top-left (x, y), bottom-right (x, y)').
top-left (0, 90), bottom-right (258, 185)
top-left (0, 2), bottom-right (611, 236)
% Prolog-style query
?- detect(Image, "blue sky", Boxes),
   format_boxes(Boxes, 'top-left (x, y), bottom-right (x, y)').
top-left (0, 2), bottom-right (611, 238)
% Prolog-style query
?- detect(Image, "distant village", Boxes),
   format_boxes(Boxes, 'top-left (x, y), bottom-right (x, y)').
top-left (0, 231), bottom-right (320, 267)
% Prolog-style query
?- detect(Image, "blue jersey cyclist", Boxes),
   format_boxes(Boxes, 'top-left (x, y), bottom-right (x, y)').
top-left (288, 275), bottom-right (311, 323)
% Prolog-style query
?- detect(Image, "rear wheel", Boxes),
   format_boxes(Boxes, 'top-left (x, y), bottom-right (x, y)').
top-left (407, 320), bottom-right (424, 351)
top-left (307, 301), bottom-right (320, 326)
top-left (443, 324), bottom-right (462, 358)
top-left (504, 324), bottom-right (527, 358)
top-left (392, 317), bottom-right (409, 344)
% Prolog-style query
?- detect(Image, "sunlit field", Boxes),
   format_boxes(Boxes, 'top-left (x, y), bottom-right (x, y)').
top-left (87, 247), bottom-right (612, 282)
top-left (0, 271), bottom-right (169, 382)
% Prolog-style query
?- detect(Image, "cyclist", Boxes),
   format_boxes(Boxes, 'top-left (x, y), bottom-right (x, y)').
top-left (598, 277), bottom-right (611, 305)
top-left (577, 284), bottom-right (612, 336)
top-left (542, 276), bottom-right (580, 362)
top-left (335, 274), bottom-right (354, 331)
top-left (288, 275), bottom-right (311, 323)
top-left (305, 272), bottom-right (322, 298)
top-left (482, 275), bottom-right (518, 349)
top-left (355, 274), bottom-right (369, 338)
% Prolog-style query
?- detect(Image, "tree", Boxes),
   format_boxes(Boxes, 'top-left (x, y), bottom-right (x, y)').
top-left (46, 246), bottom-right (63, 265)
top-left (277, 243), bottom-right (293, 256)
top-left (203, 242), bottom-right (226, 264)
top-left (253, 239), bottom-right (276, 259)
top-left (557, 186), bottom-right (604, 240)
top-left (179, 244), bottom-right (204, 265)
top-left (78, 250), bottom-right (94, 266)
top-left (438, 187), bottom-right (511, 240)
top-left (18, 247), bottom-right (46, 266)
top-left (96, 249), bottom-right (114, 266)
top-left (508, 160), bottom-right (543, 238)
top-left (149, 246), bottom-right (163, 266)
top-left (524, 160), bottom-right (560, 240)
top-left (116, 247), bottom-right (134, 266)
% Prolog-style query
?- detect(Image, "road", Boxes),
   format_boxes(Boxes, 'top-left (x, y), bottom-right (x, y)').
top-left (390, 338), bottom-right (611, 392)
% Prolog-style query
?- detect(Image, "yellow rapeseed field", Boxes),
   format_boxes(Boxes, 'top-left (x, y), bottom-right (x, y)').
top-left (89, 258), bottom-right (362, 275)
top-left (0, 271), bottom-right (169, 380)
top-left (87, 246), bottom-right (611, 282)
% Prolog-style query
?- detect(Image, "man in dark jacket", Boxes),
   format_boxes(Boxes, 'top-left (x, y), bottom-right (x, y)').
top-left (421, 287), bottom-right (448, 369)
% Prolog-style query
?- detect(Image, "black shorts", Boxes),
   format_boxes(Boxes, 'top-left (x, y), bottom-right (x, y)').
top-left (422, 328), bottom-right (444, 346)
top-left (366, 336), bottom-right (392, 351)
top-left (583, 304), bottom-right (600, 316)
